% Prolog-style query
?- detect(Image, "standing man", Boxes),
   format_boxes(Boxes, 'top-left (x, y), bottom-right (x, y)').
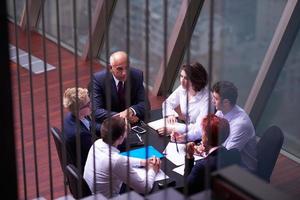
top-left (212, 81), bottom-right (257, 172)
top-left (92, 51), bottom-right (146, 124)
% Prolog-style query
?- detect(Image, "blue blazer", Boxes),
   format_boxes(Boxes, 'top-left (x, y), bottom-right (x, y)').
top-left (92, 68), bottom-right (146, 123)
top-left (63, 113), bottom-right (100, 173)
top-left (184, 147), bottom-right (241, 195)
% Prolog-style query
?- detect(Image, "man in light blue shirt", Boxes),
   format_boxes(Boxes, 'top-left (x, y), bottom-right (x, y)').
top-left (212, 81), bottom-right (257, 172)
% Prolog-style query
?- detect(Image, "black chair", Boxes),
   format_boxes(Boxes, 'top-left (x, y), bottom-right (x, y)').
top-left (51, 127), bottom-right (74, 172)
top-left (66, 164), bottom-right (92, 199)
top-left (51, 127), bottom-right (66, 171)
top-left (256, 126), bottom-right (284, 182)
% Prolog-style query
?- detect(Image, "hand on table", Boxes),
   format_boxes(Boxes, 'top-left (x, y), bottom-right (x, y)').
top-left (148, 157), bottom-right (161, 173)
top-left (170, 131), bottom-right (186, 143)
top-left (166, 115), bottom-right (177, 125)
top-left (157, 127), bottom-right (173, 136)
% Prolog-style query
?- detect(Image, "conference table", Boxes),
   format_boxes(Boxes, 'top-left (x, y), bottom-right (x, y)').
top-left (130, 109), bottom-right (186, 191)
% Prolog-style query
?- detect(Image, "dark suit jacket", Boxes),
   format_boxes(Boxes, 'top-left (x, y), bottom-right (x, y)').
top-left (63, 113), bottom-right (100, 173)
top-left (184, 147), bottom-right (241, 195)
top-left (92, 68), bottom-right (146, 123)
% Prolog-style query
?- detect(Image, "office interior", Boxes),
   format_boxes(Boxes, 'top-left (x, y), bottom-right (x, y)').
top-left (1, 0), bottom-right (300, 199)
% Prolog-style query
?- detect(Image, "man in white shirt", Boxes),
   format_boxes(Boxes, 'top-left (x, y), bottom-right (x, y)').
top-left (84, 116), bottom-right (160, 198)
top-left (212, 81), bottom-right (257, 171)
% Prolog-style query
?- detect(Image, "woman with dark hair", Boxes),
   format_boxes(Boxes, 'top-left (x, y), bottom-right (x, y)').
top-left (158, 62), bottom-right (212, 142)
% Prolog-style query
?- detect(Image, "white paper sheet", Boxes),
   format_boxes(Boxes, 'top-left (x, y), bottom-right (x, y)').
top-left (133, 168), bottom-right (169, 181)
top-left (147, 118), bottom-right (182, 131)
top-left (172, 165), bottom-right (185, 176)
top-left (163, 142), bottom-right (204, 166)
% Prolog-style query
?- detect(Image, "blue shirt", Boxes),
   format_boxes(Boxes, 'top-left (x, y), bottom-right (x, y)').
top-left (216, 105), bottom-right (257, 171)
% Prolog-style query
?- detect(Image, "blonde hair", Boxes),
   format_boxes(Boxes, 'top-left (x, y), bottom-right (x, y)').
top-left (63, 87), bottom-right (89, 114)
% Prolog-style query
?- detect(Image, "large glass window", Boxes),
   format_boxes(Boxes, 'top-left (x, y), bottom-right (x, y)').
top-left (6, 0), bottom-right (25, 23)
top-left (99, 0), bottom-right (181, 87)
top-left (37, 0), bottom-right (98, 53)
top-left (257, 29), bottom-right (300, 158)
top-left (182, 0), bottom-right (286, 105)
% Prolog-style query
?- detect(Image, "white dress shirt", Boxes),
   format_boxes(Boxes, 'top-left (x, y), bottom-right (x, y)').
top-left (216, 105), bottom-right (257, 171)
top-left (162, 86), bottom-right (212, 141)
top-left (83, 139), bottom-right (156, 198)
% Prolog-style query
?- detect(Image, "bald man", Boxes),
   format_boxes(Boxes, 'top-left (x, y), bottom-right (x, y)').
top-left (92, 51), bottom-right (146, 124)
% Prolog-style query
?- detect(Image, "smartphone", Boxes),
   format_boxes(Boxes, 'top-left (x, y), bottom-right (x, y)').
top-left (132, 126), bottom-right (146, 134)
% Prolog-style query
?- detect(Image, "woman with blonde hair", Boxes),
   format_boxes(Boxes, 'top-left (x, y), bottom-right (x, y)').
top-left (63, 87), bottom-right (100, 173)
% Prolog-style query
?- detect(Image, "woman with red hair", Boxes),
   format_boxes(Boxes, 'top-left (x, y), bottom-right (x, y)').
top-left (184, 114), bottom-right (240, 195)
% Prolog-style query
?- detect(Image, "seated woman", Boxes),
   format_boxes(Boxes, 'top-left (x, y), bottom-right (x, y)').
top-left (83, 116), bottom-right (161, 198)
top-left (63, 87), bottom-right (100, 173)
top-left (184, 114), bottom-right (240, 195)
top-left (158, 62), bottom-right (212, 141)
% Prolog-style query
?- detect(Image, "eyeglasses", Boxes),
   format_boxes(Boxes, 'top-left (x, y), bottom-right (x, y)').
top-left (80, 101), bottom-right (90, 110)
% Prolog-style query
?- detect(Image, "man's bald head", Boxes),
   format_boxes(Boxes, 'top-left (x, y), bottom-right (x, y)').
top-left (109, 51), bottom-right (129, 81)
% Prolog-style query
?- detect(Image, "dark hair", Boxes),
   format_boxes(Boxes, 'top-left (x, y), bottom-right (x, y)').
top-left (212, 81), bottom-right (238, 105)
top-left (101, 116), bottom-right (126, 145)
top-left (201, 114), bottom-right (230, 147)
top-left (181, 62), bottom-right (207, 92)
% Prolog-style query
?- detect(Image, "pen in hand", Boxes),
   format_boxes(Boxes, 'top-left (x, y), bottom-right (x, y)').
top-left (174, 136), bottom-right (179, 153)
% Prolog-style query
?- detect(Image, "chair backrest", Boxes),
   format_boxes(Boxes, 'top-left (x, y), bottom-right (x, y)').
top-left (51, 127), bottom-right (73, 171)
top-left (66, 164), bottom-right (92, 199)
top-left (51, 127), bottom-right (65, 172)
top-left (257, 126), bottom-right (284, 182)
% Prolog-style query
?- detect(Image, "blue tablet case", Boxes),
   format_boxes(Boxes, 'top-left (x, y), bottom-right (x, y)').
top-left (120, 146), bottom-right (164, 159)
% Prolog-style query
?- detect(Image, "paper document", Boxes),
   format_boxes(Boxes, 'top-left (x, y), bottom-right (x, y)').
top-left (134, 168), bottom-right (169, 181)
top-left (172, 165), bottom-right (185, 176)
top-left (147, 118), bottom-right (182, 131)
top-left (163, 142), bottom-right (204, 166)
top-left (163, 143), bottom-right (186, 166)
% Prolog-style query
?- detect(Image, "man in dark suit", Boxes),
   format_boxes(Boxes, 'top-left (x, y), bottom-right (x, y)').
top-left (63, 87), bottom-right (100, 173)
top-left (184, 114), bottom-right (240, 195)
top-left (92, 51), bottom-right (145, 124)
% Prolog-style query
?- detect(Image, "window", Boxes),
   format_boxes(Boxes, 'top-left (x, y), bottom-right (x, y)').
top-left (257, 29), bottom-right (300, 158)
top-left (183, 0), bottom-right (286, 106)
top-left (99, 0), bottom-right (181, 88)
top-left (7, 0), bottom-right (25, 23)
top-left (37, 0), bottom-right (98, 53)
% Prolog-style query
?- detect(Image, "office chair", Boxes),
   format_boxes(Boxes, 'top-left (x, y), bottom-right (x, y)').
top-left (66, 164), bottom-right (92, 199)
top-left (51, 127), bottom-right (67, 171)
top-left (256, 126), bottom-right (284, 182)
top-left (51, 127), bottom-right (74, 175)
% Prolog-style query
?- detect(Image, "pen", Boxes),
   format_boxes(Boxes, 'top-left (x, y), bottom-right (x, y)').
top-left (136, 133), bottom-right (142, 142)
top-left (174, 136), bottom-right (179, 153)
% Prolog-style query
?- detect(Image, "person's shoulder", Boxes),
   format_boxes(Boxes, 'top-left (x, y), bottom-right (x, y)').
top-left (130, 67), bottom-right (143, 76)
top-left (63, 113), bottom-right (76, 127)
top-left (94, 69), bottom-right (109, 79)
top-left (234, 106), bottom-right (253, 125)
top-left (63, 113), bottom-right (77, 138)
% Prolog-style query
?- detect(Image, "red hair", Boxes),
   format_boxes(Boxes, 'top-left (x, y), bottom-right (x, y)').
top-left (201, 114), bottom-right (230, 147)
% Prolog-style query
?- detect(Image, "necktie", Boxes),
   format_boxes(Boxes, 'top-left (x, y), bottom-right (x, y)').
top-left (117, 81), bottom-right (125, 110)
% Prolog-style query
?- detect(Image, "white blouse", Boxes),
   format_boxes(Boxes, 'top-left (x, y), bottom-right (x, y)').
top-left (162, 86), bottom-right (213, 141)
